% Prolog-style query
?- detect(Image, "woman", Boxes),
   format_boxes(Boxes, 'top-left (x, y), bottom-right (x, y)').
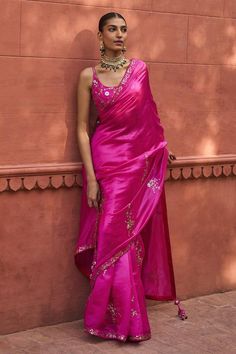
top-left (74, 12), bottom-right (187, 342)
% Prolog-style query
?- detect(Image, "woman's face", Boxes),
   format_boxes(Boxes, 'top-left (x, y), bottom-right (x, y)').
top-left (99, 17), bottom-right (128, 53)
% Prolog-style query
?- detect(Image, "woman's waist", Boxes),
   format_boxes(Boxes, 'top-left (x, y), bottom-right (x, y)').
top-left (91, 121), bottom-right (164, 145)
top-left (91, 137), bottom-right (167, 162)
top-left (91, 141), bottom-right (168, 179)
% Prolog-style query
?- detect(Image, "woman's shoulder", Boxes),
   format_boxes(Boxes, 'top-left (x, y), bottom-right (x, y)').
top-left (78, 66), bottom-right (94, 89)
top-left (79, 66), bottom-right (93, 80)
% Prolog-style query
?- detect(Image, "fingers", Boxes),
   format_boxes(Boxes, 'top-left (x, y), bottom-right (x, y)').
top-left (88, 198), bottom-right (99, 209)
top-left (87, 199), bottom-right (93, 208)
top-left (88, 190), bottom-right (100, 209)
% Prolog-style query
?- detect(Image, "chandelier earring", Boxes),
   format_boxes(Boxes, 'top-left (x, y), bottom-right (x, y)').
top-left (99, 41), bottom-right (105, 54)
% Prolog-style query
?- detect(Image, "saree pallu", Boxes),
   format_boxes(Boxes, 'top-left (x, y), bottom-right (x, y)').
top-left (74, 58), bottom-right (185, 342)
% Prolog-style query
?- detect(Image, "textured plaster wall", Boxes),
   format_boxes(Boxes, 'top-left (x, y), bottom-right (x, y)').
top-left (0, 0), bottom-right (235, 334)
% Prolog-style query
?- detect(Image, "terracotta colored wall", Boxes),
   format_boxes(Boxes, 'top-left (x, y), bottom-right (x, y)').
top-left (0, 0), bottom-right (235, 334)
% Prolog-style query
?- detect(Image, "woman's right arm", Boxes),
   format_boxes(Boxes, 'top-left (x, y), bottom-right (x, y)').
top-left (77, 67), bottom-right (100, 209)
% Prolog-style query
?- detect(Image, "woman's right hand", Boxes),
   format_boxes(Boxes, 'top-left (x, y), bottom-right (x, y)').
top-left (87, 179), bottom-right (101, 209)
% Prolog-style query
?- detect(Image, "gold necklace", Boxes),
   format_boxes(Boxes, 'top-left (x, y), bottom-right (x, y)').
top-left (100, 54), bottom-right (128, 72)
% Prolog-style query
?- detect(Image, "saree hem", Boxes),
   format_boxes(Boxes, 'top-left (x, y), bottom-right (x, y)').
top-left (84, 327), bottom-right (151, 343)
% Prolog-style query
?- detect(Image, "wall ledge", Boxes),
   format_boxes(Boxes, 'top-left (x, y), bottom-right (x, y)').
top-left (0, 154), bottom-right (235, 193)
top-left (167, 154), bottom-right (236, 181)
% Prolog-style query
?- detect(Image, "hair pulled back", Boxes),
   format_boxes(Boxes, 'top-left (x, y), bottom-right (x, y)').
top-left (98, 12), bottom-right (127, 32)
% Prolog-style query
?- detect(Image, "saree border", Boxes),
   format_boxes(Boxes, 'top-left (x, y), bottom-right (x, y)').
top-left (108, 58), bottom-right (136, 107)
top-left (84, 326), bottom-right (151, 342)
top-left (89, 237), bottom-right (137, 283)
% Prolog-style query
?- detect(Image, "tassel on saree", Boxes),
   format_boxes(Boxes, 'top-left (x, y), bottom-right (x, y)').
top-left (174, 299), bottom-right (188, 320)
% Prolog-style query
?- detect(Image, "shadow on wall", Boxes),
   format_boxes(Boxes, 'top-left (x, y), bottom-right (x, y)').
top-left (63, 29), bottom-right (98, 163)
top-left (166, 176), bottom-right (236, 298)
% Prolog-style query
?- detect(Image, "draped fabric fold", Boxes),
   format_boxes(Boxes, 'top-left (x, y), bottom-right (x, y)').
top-left (74, 58), bottom-right (179, 341)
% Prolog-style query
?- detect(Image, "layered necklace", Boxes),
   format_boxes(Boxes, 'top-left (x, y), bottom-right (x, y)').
top-left (100, 53), bottom-right (128, 72)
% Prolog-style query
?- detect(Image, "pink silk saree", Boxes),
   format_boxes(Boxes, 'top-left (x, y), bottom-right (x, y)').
top-left (74, 58), bottom-right (186, 342)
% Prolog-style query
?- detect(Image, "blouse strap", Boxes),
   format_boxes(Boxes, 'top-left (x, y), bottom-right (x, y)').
top-left (92, 66), bottom-right (97, 79)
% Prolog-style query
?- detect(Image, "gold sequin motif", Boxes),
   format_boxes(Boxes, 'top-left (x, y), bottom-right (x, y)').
top-left (134, 237), bottom-right (144, 267)
top-left (107, 302), bottom-right (121, 323)
top-left (125, 203), bottom-right (135, 236)
top-left (147, 177), bottom-right (161, 193)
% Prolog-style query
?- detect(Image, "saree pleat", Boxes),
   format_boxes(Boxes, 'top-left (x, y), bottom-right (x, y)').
top-left (74, 58), bottom-right (180, 341)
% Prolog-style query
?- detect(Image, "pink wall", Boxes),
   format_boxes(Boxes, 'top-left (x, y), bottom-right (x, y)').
top-left (0, 0), bottom-right (235, 334)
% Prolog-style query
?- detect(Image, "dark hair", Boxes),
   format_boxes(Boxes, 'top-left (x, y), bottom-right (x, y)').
top-left (98, 12), bottom-right (127, 32)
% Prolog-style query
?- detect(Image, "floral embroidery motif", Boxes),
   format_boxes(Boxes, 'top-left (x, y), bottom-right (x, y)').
top-left (147, 177), bottom-right (161, 193)
top-left (131, 309), bottom-right (138, 317)
top-left (125, 203), bottom-right (135, 236)
top-left (107, 302), bottom-right (121, 323)
top-left (134, 237), bottom-right (144, 267)
top-left (130, 293), bottom-right (139, 318)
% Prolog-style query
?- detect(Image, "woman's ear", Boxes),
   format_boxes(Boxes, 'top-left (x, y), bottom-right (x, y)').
top-left (97, 31), bottom-right (102, 40)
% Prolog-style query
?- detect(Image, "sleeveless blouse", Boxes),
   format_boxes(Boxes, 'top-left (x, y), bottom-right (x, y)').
top-left (91, 59), bottom-right (136, 113)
